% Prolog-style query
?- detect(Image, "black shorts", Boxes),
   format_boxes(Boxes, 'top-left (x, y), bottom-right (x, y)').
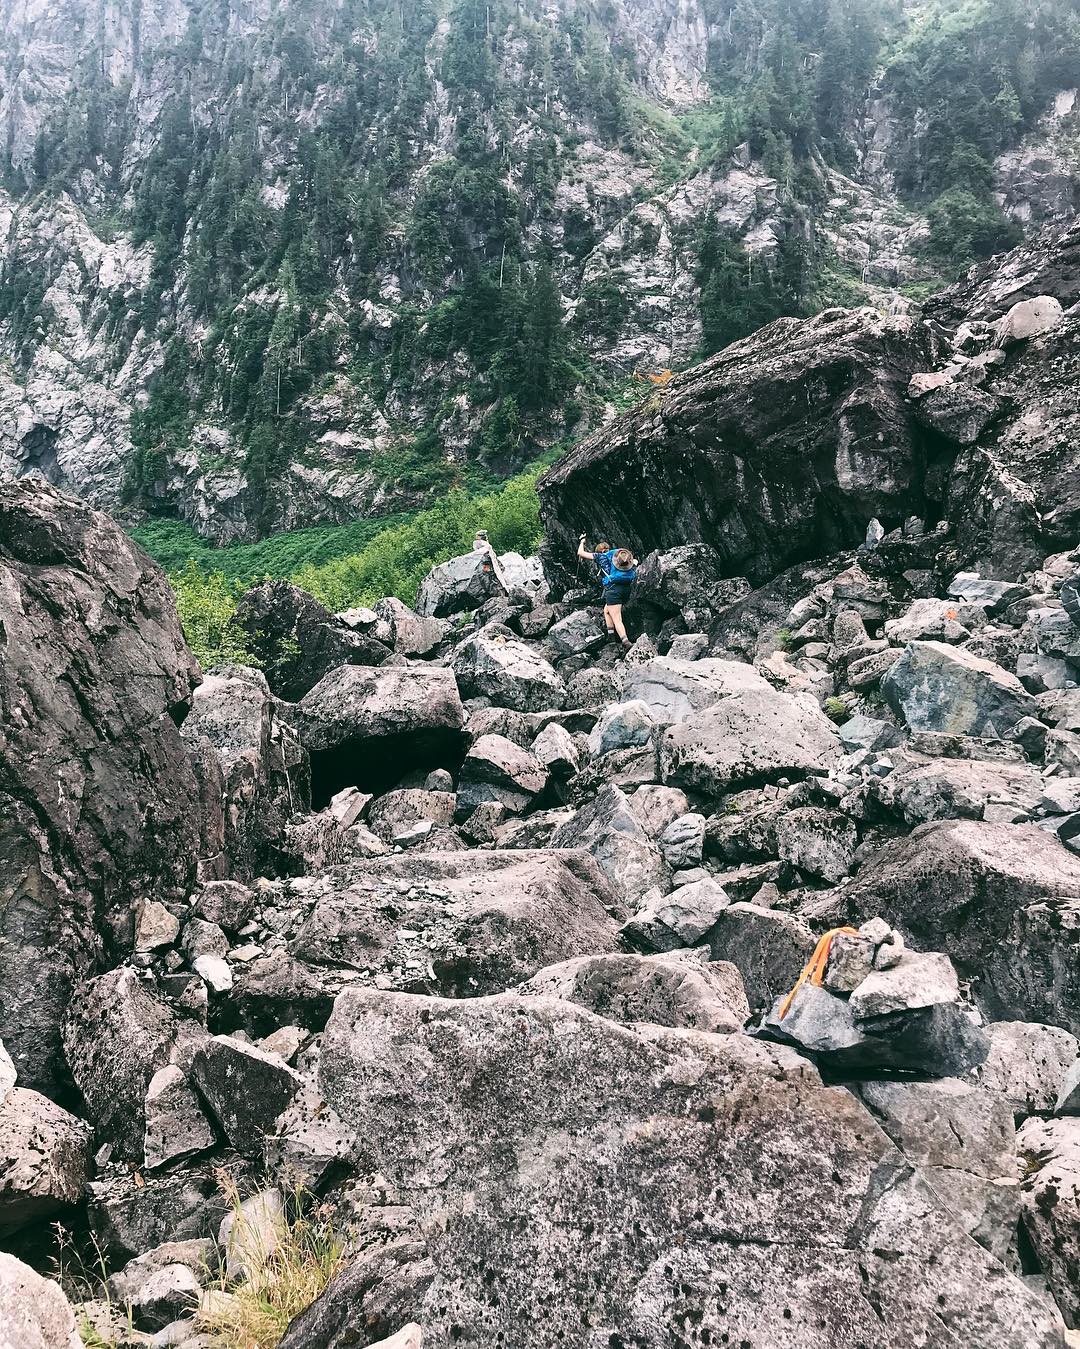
top-left (601, 584), bottom-right (632, 607)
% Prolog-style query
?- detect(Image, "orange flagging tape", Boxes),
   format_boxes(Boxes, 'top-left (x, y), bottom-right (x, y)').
top-left (777, 926), bottom-right (859, 1020)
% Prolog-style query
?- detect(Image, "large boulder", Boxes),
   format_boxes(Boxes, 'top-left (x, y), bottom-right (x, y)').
top-left (0, 480), bottom-right (201, 1092)
top-left (856, 1079), bottom-right (1019, 1259)
top-left (633, 545), bottom-right (751, 621)
top-left (241, 852), bottom-right (621, 1022)
top-left (843, 820), bottom-right (1080, 1034)
top-left (181, 665), bottom-right (309, 880)
top-left (416, 551), bottom-right (504, 617)
top-left (882, 641), bottom-right (1036, 737)
top-left (539, 307), bottom-right (932, 592)
top-left (0, 1087), bottom-right (91, 1235)
top-left (321, 989), bottom-right (1060, 1347)
top-left (457, 735), bottom-right (548, 815)
top-left (659, 685), bottom-right (843, 797)
top-left (230, 580), bottom-right (392, 702)
top-left (623, 655), bottom-right (766, 723)
top-left (63, 967), bottom-right (203, 1160)
top-left (298, 665), bottom-right (467, 804)
top-left (519, 951), bottom-right (750, 1033)
top-left (1016, 1116), bottom-right (1080, 1329)
top-left (550, 785), bottom-right (668, 907)
top-left (452, 630), bottom-right (564, 711)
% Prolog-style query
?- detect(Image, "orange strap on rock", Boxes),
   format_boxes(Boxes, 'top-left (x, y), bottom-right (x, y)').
top-left (778, 926), bottom-right (859, 1020)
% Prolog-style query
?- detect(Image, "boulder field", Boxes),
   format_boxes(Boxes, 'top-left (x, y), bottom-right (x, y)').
top-left (2, 224), bottom-right (1080, 1346)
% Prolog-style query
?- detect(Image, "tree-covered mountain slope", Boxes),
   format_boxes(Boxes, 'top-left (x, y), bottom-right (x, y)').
top-left (1, 0), bottom-right (1077, 542)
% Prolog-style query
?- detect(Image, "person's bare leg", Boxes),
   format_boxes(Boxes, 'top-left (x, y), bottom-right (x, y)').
top-left (607, 603), bottom-right (629, 643)
top-left (603, 603), bottom-right (616, 637)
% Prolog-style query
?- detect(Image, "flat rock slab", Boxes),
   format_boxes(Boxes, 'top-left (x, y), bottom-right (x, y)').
top-left (297, 666), bottom-right (466, 801)
top-left (320, 989), bottom-right (1060, 1348)
top-left (980, 1021), bottom-right (1080, 1117)
top-left (659, 686), bottom-right (842, 797)
top-left (287, 851), bottom-right (622, 1002)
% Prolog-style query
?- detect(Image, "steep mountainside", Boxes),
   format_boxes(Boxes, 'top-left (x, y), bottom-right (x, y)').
top-left (1, 0), bottom-right (1078, 542)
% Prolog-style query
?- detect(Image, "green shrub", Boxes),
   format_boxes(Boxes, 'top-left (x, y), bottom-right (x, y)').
top-left (171, 561), bottom-right (257, 670)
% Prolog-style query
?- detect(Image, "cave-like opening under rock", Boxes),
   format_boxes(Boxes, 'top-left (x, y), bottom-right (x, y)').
top-left (308, 728), bottom-right (470, 808)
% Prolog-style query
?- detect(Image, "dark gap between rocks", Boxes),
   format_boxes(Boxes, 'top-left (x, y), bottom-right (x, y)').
top-left (309, 728), bottom-right (470, 808)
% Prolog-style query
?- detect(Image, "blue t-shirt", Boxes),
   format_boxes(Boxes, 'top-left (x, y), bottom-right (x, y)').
top-left (596, 549), bottom-right (616, 580)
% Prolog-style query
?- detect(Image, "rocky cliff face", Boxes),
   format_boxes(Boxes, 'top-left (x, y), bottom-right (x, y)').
top-left (0, 0), bottom-right (1076, 542)
top-left (541, 215), bottom-right (1080, 591)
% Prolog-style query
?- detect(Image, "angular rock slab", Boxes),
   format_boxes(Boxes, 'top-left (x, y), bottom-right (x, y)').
top-left (63, 967), bottom-right (203, 1160)
top-left (321, 990), bottom-right (1060, 1348)
top-left (980, 1021), bottom-right (1080, 1117)
top-left (660, 685), bottom-right (842, 797)
top-left (882, 641), bottom-right (1036, 737)
top-left (452, 631), bottom-right (565, 712)
top-left (0, 1087), bottom-right (91, 1236)
top-left (290, 850), bottom-right (622, 1000)
top-left (857, 1079), bottom-right (1020, 1259)
top-left (190, 1036), bottom-right (301, 1155)
top-left (298, 665), bottom-right (466, 801)
top-left (1016, 1116), bottom-right (1080, 1330)
top-left (843, 820), bottom-right (1080, 1035)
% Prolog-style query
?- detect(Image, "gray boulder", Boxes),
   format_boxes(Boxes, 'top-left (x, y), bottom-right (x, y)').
top-left (298, 665), bottom-right (466, 803)
top-left (621, 876), bottom-right (731, 952)
top-left (321, 987), bottom-right (1059, 1347)
top-left (182, 664), bottom-right (309, 879)
top-left (882, 641), bottom-right (1036, 737)
top-left (586, 700), bottom-right (656, 756)
top-left (843, 820), bottom-right (1080, 1034)
top-left (764, 981), bottom-right (990, 1078)
top-left (230, 580), bottom-right (392, 702)
top-left (375, 597), bottom-right (445, 657)
top-left (660, 687), bottom-right (842, 798)
top-left (63, 967), bottom-right (202, 1160)
top-left (775, 806), bottom-right (857, 882)
top-left (143, 1066), bottom-right (217, 1171)
top-left (546, 610), bottom-right (606, 658)
top-left (457, 735), bottom-right (547, 815)
top-left (288, 851), bottom-right (621, 1001)
top-left (622, 656), bottom-right (764, 724)
top-left (980, 1021), bottom-right (1080, 1117)
top-left (882, 758), bottom-right (1044, 826)
top-left (657, 813), bottom-right (706, 869)
top-left (627, 784), bottom-right (691, 839)
top-left (190, 1036), bottom-right (301, 1155)
top-left (0, 1252), bottom-right (82, 1349)
top-left (519, 951), bottom-right (750, 1033)
top-left (530, 722), bottom-right (580, 779)
top-left (415, 552), bottom-right (501, 617)
top-left (705, 903), bottom-right (816, 1012)
top-left (0, 1087), bottom-right (91, 1236)
top-left (452, 631), bottom-right (564, 712)
top-left (633, 546), bottom-right (750, 619)
top-left (0, 481), bottom-right (201, 1093)
top-left (367, 789), bottom-right (458, 844)
top-left (1016, 1116), bottom-right (1080, 1329)
top-left (550, 785), bottom-right (668, 908)
top-left (88, 1158), bottom-right (244, 1261)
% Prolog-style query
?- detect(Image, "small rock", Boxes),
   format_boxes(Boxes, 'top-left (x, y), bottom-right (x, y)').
top-left (849, 951), bottom-right (960, 1019)
top-left (190, 1037), bottom-right (301, 1156)
top-left (135, 900), bottom-right (181, 952)
top-left (218, 1188), bottom-right (284, 1284)
top-left (658, 813), bottom-right (706, 870)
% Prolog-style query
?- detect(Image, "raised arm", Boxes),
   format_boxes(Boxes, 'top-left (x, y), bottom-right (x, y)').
top-left (577, 533), bottom-right (594, 561)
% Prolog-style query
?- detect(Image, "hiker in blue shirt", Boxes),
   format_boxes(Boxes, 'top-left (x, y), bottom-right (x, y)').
top-left (577, 534), bottom-right (638, 651)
